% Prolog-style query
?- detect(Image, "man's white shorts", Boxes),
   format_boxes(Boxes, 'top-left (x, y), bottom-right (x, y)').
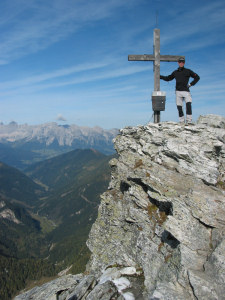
top-left (176, 91), bottom-right (192, 106)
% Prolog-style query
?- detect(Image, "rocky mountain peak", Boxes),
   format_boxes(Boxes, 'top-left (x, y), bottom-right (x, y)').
top-left (15, 114), bottom-right (225, 300)
top-left (0, 122), bottom-right (118, 146)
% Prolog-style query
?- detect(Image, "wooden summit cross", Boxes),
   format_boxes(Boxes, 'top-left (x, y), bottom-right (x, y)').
top-left (128, 28), bottom-right (185, 123)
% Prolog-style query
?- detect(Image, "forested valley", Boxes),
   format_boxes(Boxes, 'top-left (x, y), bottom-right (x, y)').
top-left (0, 149), bottom-right (113, 299)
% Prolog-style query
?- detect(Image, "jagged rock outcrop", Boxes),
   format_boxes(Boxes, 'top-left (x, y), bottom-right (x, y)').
top-left (15, 115), bottom-right (225, 300)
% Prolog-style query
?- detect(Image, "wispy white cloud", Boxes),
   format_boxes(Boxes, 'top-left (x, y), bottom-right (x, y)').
top-left (56, 114), bottom-right (67, 121)
top-left (0, 0), bottom-right (138, 63)
top-left (0, 61), bottom-right (151, 97)
top-left (0, 61), bottom-right (110, 89)
top-left (161, 1), bottom-right (225, 50)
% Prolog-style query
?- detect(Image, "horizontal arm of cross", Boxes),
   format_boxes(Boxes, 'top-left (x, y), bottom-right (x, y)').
top-left (128, 55), bottom-right (185, 62)
top-left (160, 55), bottom-right (185, 62)
top-left (128, 55), bottom-right (154, 61)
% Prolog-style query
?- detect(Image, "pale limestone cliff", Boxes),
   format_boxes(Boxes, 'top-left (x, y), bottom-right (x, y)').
top-left (15, 114), bottom-right (225, 300)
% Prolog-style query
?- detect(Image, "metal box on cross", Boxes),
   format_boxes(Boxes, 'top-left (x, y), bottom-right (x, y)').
top-left (152, 91), bottom-right (166, 111)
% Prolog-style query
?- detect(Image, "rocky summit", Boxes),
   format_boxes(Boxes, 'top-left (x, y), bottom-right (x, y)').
top-left (15, 114), bottom-right (225, 300)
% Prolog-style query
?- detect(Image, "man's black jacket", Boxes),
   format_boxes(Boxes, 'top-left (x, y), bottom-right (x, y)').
top-left (160, 67), bottom-right (200, 92)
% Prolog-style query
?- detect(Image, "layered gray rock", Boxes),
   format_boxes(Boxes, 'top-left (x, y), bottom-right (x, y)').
top-left (15, 115), bottom-right (225, 300)
top-left (14, 274), bottom-right (84, 300)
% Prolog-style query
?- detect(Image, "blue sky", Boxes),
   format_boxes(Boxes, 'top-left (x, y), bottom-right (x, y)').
top-left (0, 0), bottom-right (224, 129)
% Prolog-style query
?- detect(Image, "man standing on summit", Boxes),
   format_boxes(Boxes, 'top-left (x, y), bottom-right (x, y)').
top-left (160, 57), bottom-right (200, 123)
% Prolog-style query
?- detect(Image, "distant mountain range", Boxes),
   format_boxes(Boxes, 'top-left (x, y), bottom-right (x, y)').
top-left (0, 148), bottom-right (114, 299)
top-left (0, 122), bottom-right (118, 169)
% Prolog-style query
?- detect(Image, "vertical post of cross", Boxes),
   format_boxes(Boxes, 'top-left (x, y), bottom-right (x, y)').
top-left (153, 28), bottom-right (160, 123)
top-left (154, 29), bottom-right (160, 91)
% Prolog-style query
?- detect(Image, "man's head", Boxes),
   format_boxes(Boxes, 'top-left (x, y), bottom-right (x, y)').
top-left (178, 57), bottom-right (185, 67)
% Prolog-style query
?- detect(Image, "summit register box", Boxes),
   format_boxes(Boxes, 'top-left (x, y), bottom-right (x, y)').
top-left (152, 91), bottom-right (166, 111)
